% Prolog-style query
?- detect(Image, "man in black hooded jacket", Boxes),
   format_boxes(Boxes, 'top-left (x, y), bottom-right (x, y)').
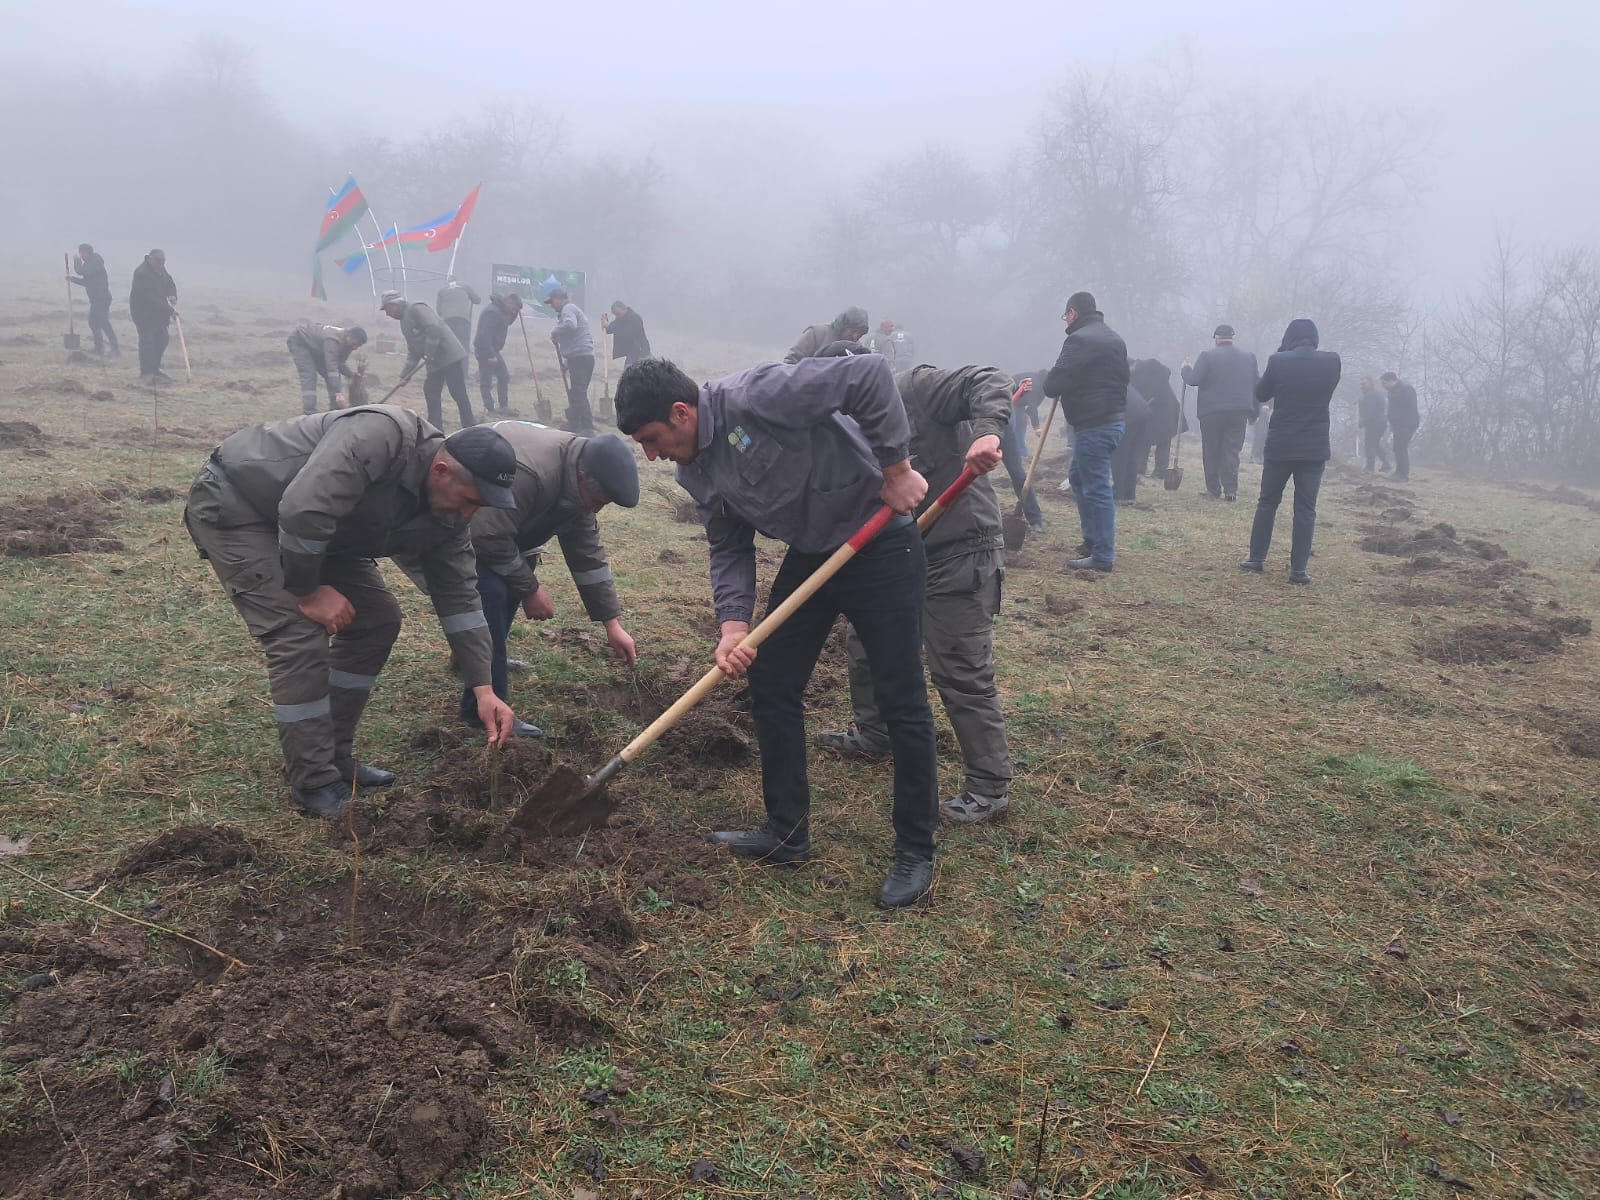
top-left (473, 293), bottom-right (523, 416)
top-left (68, 243), bottom-right (119, 356)
top-left (1132, 358), bottom-right (1181, 476)
top-left (1240, 319), bottom-right (1341, 584)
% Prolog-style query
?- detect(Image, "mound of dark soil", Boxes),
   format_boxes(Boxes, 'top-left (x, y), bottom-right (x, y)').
top-left (88, 388), bottom-right (115, 402)
top-left (19, 377), bottom-right (86, 397)
top-left (0, 487), bottom-right (124, 556)
top-left (112, 824), bottom-right (259, 879)
top-left (1532, 706), bottom-right (1600, 759)
top-left (1350, 482), bottom-right (1416, 505)
top-left (222, 379), bottom-right (265, 395)
top-left (1361, 522), bottom-right (1462, 557)
top-left (1416, 618), bottom-right (1589, 666)
top-left (0, 879), bottom-right (552, 1200)
top-left (0, 420), bottom-right (44, 448)
top-left (137, 486), bottom-right (178, 503)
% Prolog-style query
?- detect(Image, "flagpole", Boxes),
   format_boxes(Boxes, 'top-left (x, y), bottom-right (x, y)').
top-left (367, 210), bottom-right (395, 291)
top-left (446, 220), bottom-right (470, 279)
top-left (331, 184), bottom-right (379, 303)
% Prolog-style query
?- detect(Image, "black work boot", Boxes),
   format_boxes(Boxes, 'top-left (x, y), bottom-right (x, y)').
top-left (877, 851), bottom-right (936, 908)
top-left (813, 727), bottom-right (891, 759)
top-left (291, 782), bottom-right (350, 819)
top-left (707, 827), bottom-right (814, 867)
top-left (335, 758), bottom-right (395, 788)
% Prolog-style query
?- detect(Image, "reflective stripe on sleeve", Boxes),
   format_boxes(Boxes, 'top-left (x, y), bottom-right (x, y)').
top-left (328, 670), bottom-right (379, 691)
top-left (570, 566), bottom-right (613, 587)
top-left (279, 530), bottom-right (330, 556)
top-left (440, 610), bottom-right (489, 634)
top-left (274, 696), bottom-right (331, 723)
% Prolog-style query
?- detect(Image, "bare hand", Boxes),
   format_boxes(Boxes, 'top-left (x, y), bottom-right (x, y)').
top-left (600, 314), bottom-right (611, 331)
top-left (474, 688), bottom-right (515, 746)
top-left (604, 619), bottom-right (637, 665)
top-left (1181, 359), bottom-right (1192, 370)
top-left (522, 585), bottom-right (555, 621)
top-left (297, 585), bottom-right (355, 636)
top-left (965, 434), bottom-right (1003, 474)
top-left (1012, 377), bottom-right (1033, 401)
top-left (715, 621), bottom-right (755, 677)
top-left (878, 461), bottom-right (929, 514)
top-left (332, 393), bottom-right (346, 409)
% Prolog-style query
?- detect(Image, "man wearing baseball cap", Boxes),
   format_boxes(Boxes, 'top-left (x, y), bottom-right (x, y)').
top-left (458, 425), bottom-right (642, 737)
top-left (544, 286), bottom-right (598, 435)
top-left (183, 406), bottom-right (521, 819)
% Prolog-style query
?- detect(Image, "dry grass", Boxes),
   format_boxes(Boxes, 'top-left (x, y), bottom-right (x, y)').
top-left (0, 273), bottom-right (1597, 1199)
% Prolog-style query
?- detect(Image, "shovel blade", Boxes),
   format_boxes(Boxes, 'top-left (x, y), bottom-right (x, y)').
top-left (1001, 509), bottom-right (1029, 553)
top-left (1163, 467), bottom-right (1183, 492)
top-left (508, 764), bottom-right (615, 837)
top-left (63, 333), bottom-right (80, 350)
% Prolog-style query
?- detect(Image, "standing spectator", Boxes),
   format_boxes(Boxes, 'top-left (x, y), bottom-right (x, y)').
top-left (1181, 324), bottom-right (1259, 500)
top-left (546, 286), bottom-right (596, 435)
top-left (864, 317), bottom-right (916, 370)
top-left (1240, 319), bottom-right (1341, 584)
top-left (287, 321), bottom-right (366, 414)
top-left (601, 301), bottom-right (652, 366)
top-left (1001, 371), bottom-right (1045, 533)
top-left (1044, 291), bottom-right (1127, 572)
top-left (473, 293), bottom-right (523, 416)
top-left (379, 290), bottom-right (476, 430)
top-left (67, 243), bottom-right (118, 357)
top-left (1132, 358), bottom-right (1180, 476)
top-left (129, 249), bottom-right (177, 384)
top-left (783, 307), bottom-right (869, 363)
top-left (1358, 376), bottom-right (1392, 472)
top-left (1112, 363), bottom-right (1150, 505)
top-left (1381, 370), bottom-right (1420, 481)
top-left (436, 278), bottom-right (482, 360)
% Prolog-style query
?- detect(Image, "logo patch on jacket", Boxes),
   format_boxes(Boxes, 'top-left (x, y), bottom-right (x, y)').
top-left (727, 425), bottom-right (752, 453)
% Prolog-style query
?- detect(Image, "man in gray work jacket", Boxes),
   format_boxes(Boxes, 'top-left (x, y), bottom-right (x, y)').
top-left (545, 285), bottom-right (597, 435)
top-left (616, 354), bottom-right (939, 908)
top-left (814, 351), bottom-right (1014, 825)
top-left (1181, 323), bottom-right (1259, 500)
top-left (380, 289), bottom-right (477, 431)
top-left (183, 407), bottom-right (520, 819)
top-left (287, 321), bottom-right (367, 414)
top-left (460, 423), bottom-right (642, 735)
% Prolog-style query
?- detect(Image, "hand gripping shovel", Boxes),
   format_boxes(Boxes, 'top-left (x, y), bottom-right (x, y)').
top-left (510, 465), bottom-right (983, 833)
top-left (1164, 383), bottom-right (1187, 492)
top-left (1000, 396), bottom-right (1059, 553)
top-left (63, 253), bottom-right (80, 350)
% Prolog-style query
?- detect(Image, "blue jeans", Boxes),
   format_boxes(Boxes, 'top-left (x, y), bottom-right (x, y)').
top-left (747, 517), bottom-right (939, 857)
top-left (459, 564), bottom-right (523, 725)
top-left (1249, 460), bottom-right (1325, 573)
top-left (1000, 409), bottom-right (1042, 527)
top-left (1066, 420), bottom-right (1124, 564)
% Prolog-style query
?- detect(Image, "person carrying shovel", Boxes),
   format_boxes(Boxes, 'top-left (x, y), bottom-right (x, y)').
top-left (616, 353), bottom-right (941, 908)
top-left (812, 347), bottom-right (1014, 826)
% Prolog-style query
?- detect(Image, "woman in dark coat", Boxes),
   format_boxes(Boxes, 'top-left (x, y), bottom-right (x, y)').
top-left (1240, 318), bottom-right (1341, 584)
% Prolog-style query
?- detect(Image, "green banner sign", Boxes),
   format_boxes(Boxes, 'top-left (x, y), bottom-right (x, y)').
top-left (489, 264), bottom-right (587, 319)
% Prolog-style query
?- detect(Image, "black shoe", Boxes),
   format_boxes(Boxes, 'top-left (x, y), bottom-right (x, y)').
top-left (877, 852), bottom-right (935, 908)
top-left (707, 827), bottom-right (814, 867)
top-left (152, 369), bottom-right (174, 383)
top-left (512, 718), bottom-right (543, 738)
top-left (291, 781), bottom-right (350, 819)
top-left (335, 758), bottom-right (395, 788)
top-left (1027, 519), bottom-right (1045, 535)
top-left (1067, 556), bottom-right (1113, 572)
top-left (1238, 559), bottom-right (1265, 574)
top-left (1223, 493), bottom-right (1237, 502)
top-left (1202, 491), bottom-right (1220, 500)
top-left (1289, 570), bottom-right (1312, 586)
top-left (814, 727), bottom-right (891, 759)
top-left (1074, 541), bottom-right (1091, 558)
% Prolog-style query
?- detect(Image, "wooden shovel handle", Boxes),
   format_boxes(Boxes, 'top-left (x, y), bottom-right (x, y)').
top-left (617, 467), bottom-right (981, 766)
top-left (378, 364), bottom-right (419, 405)
top-left (1018, 396), bottom-right (1059, 501)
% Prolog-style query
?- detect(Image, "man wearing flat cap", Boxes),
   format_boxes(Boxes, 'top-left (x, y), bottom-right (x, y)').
top-left (545, 286), bottom-right (598, 436)
top-left (1181, 324), bottom-right (1260, 501)
top-left (461, 424), bottom-right (641, 736)
top-left (183, 407), bottom-right (520, 819)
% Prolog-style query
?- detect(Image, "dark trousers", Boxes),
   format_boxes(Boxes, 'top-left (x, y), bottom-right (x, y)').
top-left (136, 321), bottom-right (169, 376)
top-left (88, 298), bottom-right (118, 353)
top-left (1199, 412), bottom-right (1249, 496)
top-left (564, 354), bottom-right (596, 434)
top-left (748, 517), bottom-right (938, 857)
top-left (1249, 460), bottom-right (1325, 573)
top-left (1000, 409), bottom-right (1042, 526)
top-left (444, 316), bottom-right (471, 355)
top-left (478, 354), bottom-right (509, 411)
top-left (1391, 424), bottom-right (1417, 481)
top-left (1112, 423), bottom-right (1149, 501)
top-left (424, 360), bottom-right (476, 430)
top-left (1361, 423), bottom-right (1392, 471)
top-left (460, 563), bottom-right (522, 724)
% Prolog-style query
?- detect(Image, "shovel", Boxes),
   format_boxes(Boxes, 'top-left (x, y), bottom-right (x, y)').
top-left (511, 465), bottom-right (983, 832)
top-left (1163, 383), bottom-right (1186, 492)
top-left (63, 254), bottom-right (80, 350)
top-left (517, 311), bottom-right (553, 423)
top-left (377, 362), bottom-right (420, 405)
top-left (170, 300), bottom-right (193, 382)
top-left (1000, 395), bottom-right (1059, 552)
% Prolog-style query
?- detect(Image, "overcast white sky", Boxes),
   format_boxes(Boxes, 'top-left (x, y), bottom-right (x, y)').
top-left (8, 0), bottom-right (1598, 299)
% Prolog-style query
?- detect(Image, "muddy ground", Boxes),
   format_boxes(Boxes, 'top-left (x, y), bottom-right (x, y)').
top-left (0, 486), bottom-right (127, 556)
top-left (0, 743), bottom-right (731, 1200)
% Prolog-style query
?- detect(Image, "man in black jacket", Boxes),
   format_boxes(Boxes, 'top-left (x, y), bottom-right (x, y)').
top-left (473, 293), bottom-right (523, 415)
top-left (1112, 362), bottom-right (1150, 504)
top-left (1132, 358), bottom-right (1181, 476)
top-left (1181, 324), bottom-right (1259, 500)
top-left (601, 302), bottom-right (651, 367)
top-left (1240, 319), bottom-right (1341, 584)
top-left (67, 243), bottom-right (118, 357)
top-left (1381, 371), bottom-right (1420, 481)
top-left (1358, 377), bottom-right (1392, 472)
top-left (1044, 292), bottom-right (1127, 571)
top-left (129, 249), bottom-right (177, 383)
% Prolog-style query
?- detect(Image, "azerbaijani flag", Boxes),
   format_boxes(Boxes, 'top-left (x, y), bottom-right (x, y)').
top-left (426, 183), bottom-right (481, 253)
top-left (316, 175), bottom-right (370, 252)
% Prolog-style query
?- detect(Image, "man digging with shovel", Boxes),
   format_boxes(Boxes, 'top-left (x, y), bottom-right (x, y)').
top-left (616, 354), bottom-right (941, 908)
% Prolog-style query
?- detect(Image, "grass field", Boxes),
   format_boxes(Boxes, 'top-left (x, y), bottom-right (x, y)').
top-left (2, 277), bottom-right (1597, 1200)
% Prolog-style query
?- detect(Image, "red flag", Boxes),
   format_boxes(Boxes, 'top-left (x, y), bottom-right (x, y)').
top-left (427, 183), bottom-right (481, 253)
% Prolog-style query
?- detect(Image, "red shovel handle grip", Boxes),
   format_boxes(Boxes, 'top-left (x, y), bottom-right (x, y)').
top-left (917, 465), bottom-right (980, 532)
